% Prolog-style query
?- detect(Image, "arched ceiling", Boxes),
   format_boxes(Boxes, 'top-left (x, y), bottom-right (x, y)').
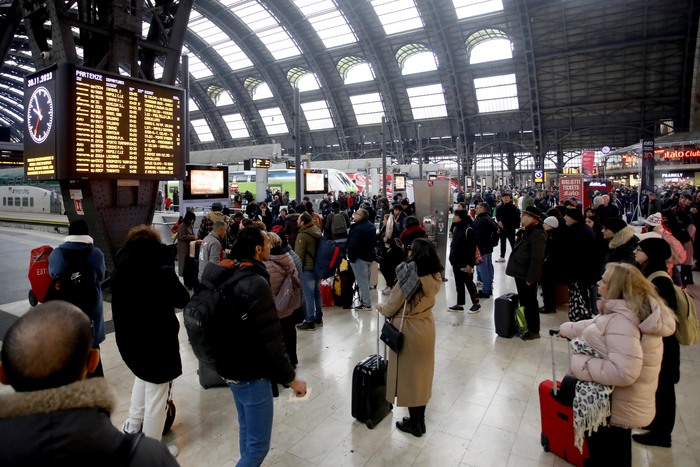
top-left (0, 0), bottom-right (698, 166)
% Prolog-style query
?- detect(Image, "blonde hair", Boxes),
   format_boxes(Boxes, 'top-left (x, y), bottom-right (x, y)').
top-left (602, 262), bottom-right (663, 320)
top-left (251, 220), bottom-right (267, 231)
top-left (267, 232), bottom-right (282, 248)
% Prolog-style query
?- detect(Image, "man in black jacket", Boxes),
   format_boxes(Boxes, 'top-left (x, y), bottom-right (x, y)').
top-left (563, 208), bottom-right (598, 314)
top-left (206, 227), bottom-right (306, 466)
top-left (448, 210), bottom-right (480, 312)
top-left (495, 193), bottom-right (520, 262)
top-left (473, 202), bottom-right (497, 298)
top-left (0, 301), bottom-right (178, 466)
top-left (347, 208), bottom-right (378, 310)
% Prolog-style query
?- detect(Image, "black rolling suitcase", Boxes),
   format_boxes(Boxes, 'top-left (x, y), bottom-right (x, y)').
top-left (198, 362), bottom-right (227, 389)
top-left (494, 293), bottom-right (518, 338)
top-left (351, 313), bottom-right (393, 429)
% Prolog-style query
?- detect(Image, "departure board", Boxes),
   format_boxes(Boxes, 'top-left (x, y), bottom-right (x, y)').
top-left (25, 64), bottom-right (186, 181)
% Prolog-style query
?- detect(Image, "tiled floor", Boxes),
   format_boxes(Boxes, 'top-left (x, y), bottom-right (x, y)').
top-left (3, 247), bottom-right (700, 466)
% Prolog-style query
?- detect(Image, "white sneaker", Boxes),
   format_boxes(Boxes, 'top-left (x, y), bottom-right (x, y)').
top-left (122, 420), bottom-right (142, 434)
top-left (382, 286), bottom-right (391, 295)
top-left (167, 443), bottom-right (179, 457)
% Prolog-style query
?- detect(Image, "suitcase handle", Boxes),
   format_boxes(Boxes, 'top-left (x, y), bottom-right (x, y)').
top-left (548, 329), bottom-right (571, 398)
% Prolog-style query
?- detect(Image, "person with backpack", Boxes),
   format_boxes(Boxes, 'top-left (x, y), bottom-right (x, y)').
top-left (473, 202), bottom-right (498, 298)
top-left (198, 220), bottom-right (228, 280)
top-left (263, 232), bottom-right (302, 368)
top-left (633, 237), bottom-right (681, 448)
top-left (295, 212), bottom-right (323, 330)
top-left (111, 225), bottom-right (190, 457)
top-left (201, 227), bottom-right (306, 466)
top-left (346, 208), bottom-right (377, 311)
top-left (48, 219), bottom-right (106, 376)
top-left (325, 202), bottom-right (350, 240)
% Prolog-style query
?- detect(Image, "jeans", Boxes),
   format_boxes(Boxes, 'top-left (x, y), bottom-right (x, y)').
top-left (302, 271), bottom-right (323, 323)
top-left (350, 259), bottom-right (372, 307)
top-left (477, 253), bottom-right (494, 294)
top-left (229, 378), bottom-right (274, 467)
top-left (125, 376), bottom-right (171, 440)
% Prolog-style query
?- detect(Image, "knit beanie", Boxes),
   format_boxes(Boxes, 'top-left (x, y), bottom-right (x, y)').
top-left (603, 217), bottom-right (627, 234)
top-left (637, 238), bottom-right (672, 263)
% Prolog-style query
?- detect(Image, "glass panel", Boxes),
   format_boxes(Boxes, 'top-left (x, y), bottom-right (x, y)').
top-left (349, 93), bottom-right (385, 125)
top-left (294, 0), bottom-right (357, 48)
top-left (189, 12), bottom-right (252, 72)
top-left (191, 118), bottom-right (216, 142)
top-left (453, 0), bottom-right (503, 19)
top-left (301, 100), bottom-right (334, 130)
top-left (229, 1), bottom-right (302, 60)
top-left (182, 47), bottom-right (214, 79)
top-left (252, 82), bottom-right (274, 100)
top-left (222, 113), bottom-right (251, 139)
top-left (189, 98), bottom-right (199, 111)
top-left (407, 84), bottom-right (448, 119)
top-left (297, 73), bottom-right (320, 92)
top-left (258, 107), bottom-right (289, 135)
top-left (474, 74), bottom-right (519, 113)
top-left (371, 0), bottom-right (424, 36)
top-left (345, 63), bottom-right (374, 84)
top-left (215, 91), bottom-right (235, 107)
top-left (470, 38), bottom-right (512, 64)
top-left (402, 51), bottom-right (438, 75)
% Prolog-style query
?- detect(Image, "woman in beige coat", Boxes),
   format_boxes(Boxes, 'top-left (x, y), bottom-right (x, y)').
top-left (558, 262), bottom-right (676, 466)
top-left (377, 238), bottom-right (442, 438)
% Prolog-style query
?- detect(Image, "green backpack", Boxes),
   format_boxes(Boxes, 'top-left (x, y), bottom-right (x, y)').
top-left (648, 271), bottom-right (699, 346)
top-left (515, 306), bottom-right (529, 337)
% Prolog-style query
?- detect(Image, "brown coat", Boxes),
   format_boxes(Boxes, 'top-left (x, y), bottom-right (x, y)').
top-left (176, 222), bottom-right (196, 277)
top-left (376, 273), bottom-right (441, 407)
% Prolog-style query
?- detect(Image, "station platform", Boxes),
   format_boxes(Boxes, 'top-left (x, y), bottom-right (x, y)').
top-left (0, 224), bottom-right (699, 466)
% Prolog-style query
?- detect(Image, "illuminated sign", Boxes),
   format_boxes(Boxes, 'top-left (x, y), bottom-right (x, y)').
top-left (24, 64), bottom-right (185, 181)
top-left (251, 158), bottom-right (270, 169)
top-left (562, 167), bottom-right (582, 174)
top-left (661, 149), bottom-right (700, 159)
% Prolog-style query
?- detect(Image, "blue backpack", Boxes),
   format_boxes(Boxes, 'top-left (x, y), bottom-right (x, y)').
top-left (314, 237), bottom-right (345, 280)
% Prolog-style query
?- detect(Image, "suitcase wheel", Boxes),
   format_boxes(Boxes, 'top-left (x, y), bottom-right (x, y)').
top-left (28, 290), bottom-right (38, 307)
top-left (365, 420), bottom-right (375, 429)
top-left (541, 433), bottom-right (550, 452)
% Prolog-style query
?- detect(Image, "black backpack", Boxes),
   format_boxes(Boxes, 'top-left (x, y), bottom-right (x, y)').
top-left (49, 246), bottom-right (98, 313)
top-left (331, 212), bottom-right (348, 237)
top-left (183, 263), bottom-right (250, 367)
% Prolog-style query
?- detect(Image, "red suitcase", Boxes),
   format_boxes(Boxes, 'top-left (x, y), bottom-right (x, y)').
top-left (321, 279), bottom-right (334, 307)
top-left (539, 331), bottom-right (589, 466)
top-left (28, 245), bottom-right (55, 305)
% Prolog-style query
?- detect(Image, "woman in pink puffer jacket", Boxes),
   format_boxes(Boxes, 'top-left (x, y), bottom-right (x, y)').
top-left (558, 262), bottom-right (676, 466)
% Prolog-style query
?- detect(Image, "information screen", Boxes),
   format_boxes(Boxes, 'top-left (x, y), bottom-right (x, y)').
top-left (25, 64), bottom-right (186, 181)
top-left (304, 169), bottom-right (327, 195)
top-left (394, 174), bottom-right (406, 191)
top-left (183, 164), bottom-right (229, 201)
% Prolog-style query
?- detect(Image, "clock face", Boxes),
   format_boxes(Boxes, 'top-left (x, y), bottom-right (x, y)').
top-left (27, 86), bottom-right (54, 144)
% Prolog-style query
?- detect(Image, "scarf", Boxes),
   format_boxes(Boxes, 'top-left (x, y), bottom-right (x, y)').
top-left (395, 261), bottom-right (421, 303)
top-left (571, 338), bottom-right (614, 452)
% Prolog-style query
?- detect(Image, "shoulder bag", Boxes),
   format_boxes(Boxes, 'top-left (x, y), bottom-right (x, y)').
top-left (380, 301), bottom-right (407, 352)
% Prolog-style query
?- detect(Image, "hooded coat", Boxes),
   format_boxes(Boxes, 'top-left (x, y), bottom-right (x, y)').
top-left (377, 273), bottom-right (442, 407)
top-left (0, 379), bottom-right (178, 466)
top-left (295, 222), bottom-right (322, 271)
top-left (264, 250), bottom-right (299, 319)
top-left (558, 298), bottom-right (676, 428)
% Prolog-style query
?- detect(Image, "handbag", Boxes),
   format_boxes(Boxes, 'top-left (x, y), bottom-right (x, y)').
top-left (568, 282), bottom-right (592, 322)
top-left (380, 301), bottom-right (407, 352)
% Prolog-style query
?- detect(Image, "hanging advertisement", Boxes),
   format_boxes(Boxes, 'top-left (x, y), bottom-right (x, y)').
top-left (582, 151), bottom-right (595, 175)
top-left (640, 139), bottom-right (654, 195)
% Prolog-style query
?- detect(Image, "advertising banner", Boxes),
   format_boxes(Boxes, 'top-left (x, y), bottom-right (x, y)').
top-left (641, 139), bottom-right (654, 195)
top-left (560, 176), bottom-right (584, 209)
top-left (582, 151), bottom-right (595, 176)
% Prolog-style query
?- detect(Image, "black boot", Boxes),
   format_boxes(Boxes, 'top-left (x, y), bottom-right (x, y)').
top-left (402, 417), bottom-right (426, 434)
top-left (396, 419), bottom-right (422, 437)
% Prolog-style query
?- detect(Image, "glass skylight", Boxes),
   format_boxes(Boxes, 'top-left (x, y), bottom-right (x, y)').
top-left (293, 0), bottom-right (357, 48)
top-left (301, 101), bottom-right (334, 130)
top-left (252, 82), bottom-right (273, 100)
top-left (406, 84), bottom-right (448, 119)
top-left (337, 57), bottom-right (375, 84)
top-left (370, 0), bottom-right (424, 36)
top-left (473, 73), bottom-right (519, 113)
top-left (189, 98), bottom-right (199, 111)
top-left (402, 51), bottom-right (438, 75)
top-left (181, 47), bottom-right (213, 79)
top-left (189, 11), bottom-right (253, 72)
top-left (222, 113), bottom-right (251, 139)
top-left (349, 93), bottom-right (385, 125)
top-left (191, 118), bottom-right (216, 142)
top-left (258, 107), bottom-right (289, 135)
top-left (229, 1), bottom-right (301, 60)
top-left (452, 0), bottom-right (503, 20)
top-left (470, 38), bottom-right (512, 64)
top-left (0, 82), bottom-right (22, 98)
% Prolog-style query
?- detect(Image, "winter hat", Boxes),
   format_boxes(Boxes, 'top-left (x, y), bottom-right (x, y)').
top-left (564, 208), bottom-right (583, 223)
top-left (543, 216), bottom-right (559, 229)
top-left (522, 205), bottom-right (542, 220)
top-left (637, 237), bottom-right (672, 263)
top-left (645, 212), bottom-right (663, 227)
top-left (68, 219), bottom-right (89, 236)
top-left (637, 232), bottom-right (662, 241)
top-left (603, 217), bottom-right (627, 234)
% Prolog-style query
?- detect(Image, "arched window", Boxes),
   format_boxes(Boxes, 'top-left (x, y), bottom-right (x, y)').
top-left (466, 29), bottom-right (512, 64)
top-left (287, 67), bottom-right (320, 92)
top-left (396, 44), bottom-right (438, 75)
top-left (244, 77), bottom-right (274, 100)
top-left (337, 56), bottom-right (374, 84)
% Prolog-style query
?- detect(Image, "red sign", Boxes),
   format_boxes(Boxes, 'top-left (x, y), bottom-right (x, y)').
top-left (661, 149), bottom-right (700, 159)
top-left (560, 177), bottom-right (583, 202)
top-left (582, 151), bottom-right (595, 175)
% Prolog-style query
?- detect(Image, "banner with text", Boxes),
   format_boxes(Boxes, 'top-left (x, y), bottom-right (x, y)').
top-left (641, 139), bottom-right (654, 195)
top-left (582, 151), bottom-right (595, 176)
top-left (560, 176), bottom-right (584, 211)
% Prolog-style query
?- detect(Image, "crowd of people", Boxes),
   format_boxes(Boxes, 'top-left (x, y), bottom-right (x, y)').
top-left (0, 181), bottom-right (695, 466)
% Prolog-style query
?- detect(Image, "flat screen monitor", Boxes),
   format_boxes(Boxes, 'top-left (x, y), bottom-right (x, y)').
top-left (394, 174), bottom-right (406, 191)
top-left (183, 165), bottom-right (229, 201)
top-left (304, 169), bottom-right (327, 195)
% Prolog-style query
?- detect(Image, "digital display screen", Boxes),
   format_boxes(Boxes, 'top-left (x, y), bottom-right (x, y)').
top-left (252, 158), bottom-right (270, 169)
top-left (394, 174), bottom-right (406, 191)
top-left (24, 64), bottom-right (185, 181)
top-left (24, 66), bottom-right (58, 180)
top-left (304, 170), bottom-right (327, 195)
top-left (183, 165), bottom-right (229, 201)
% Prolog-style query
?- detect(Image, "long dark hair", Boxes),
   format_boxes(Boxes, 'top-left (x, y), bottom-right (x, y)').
top-left (409, 238), bottom-right (443, 277)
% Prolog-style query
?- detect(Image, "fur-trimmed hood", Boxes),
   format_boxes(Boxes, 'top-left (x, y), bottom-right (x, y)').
top-left (0, 378), bottom-right (114, 420)
top-left (609, 226), bottom-right (638, 250)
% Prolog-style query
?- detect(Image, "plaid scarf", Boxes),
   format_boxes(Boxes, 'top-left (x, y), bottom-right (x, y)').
top-left (571, 338), bottom-right (614, 452)
top-left (395, 261), bottom-right (421, 303)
